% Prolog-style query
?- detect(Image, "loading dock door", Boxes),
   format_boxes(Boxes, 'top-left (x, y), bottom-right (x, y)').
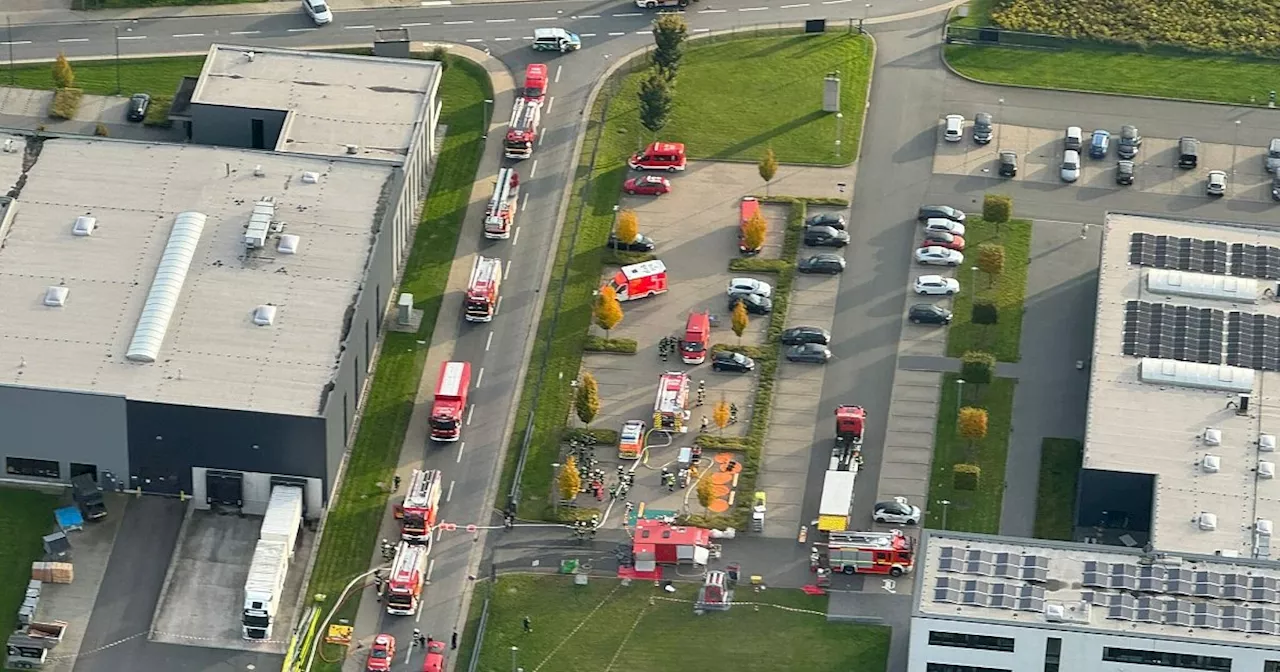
top-left (206, 470), bottom-right (244, 507)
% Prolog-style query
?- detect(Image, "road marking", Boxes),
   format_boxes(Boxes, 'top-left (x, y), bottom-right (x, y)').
top-left (780, 2), bottom-right (810, 6)
top-left (530, 159), bottom-right (538, 179)
top-left (512, 226), bottom-right (521, 247)
top-left (415, 590), bottom-right (426, 621)
top-left (420, 0), bottom-right (452, 5)
top-left (467, 403), bottom-right (476, 425)
top-left (697, 8), bottom-right (726, 12)
top-left (692, 27), bottom-right (711, 32)
top-left (401, 22), bottom-right (432, 27)
top-left (495, 295), bottom-right (504, 315)
top-left (476, 367), bottom-right (484, 387)
top-left (822, 0), bottom-right (852, 4)
top-left (503, 262), bottom-right (511, 280)
top-left (739, 6), bottom-right (768, 10)
top-left (344, 24), bottom-right (375, 30)
top-left (58, 38), bottom-right (90, 43)
top-left (521, 192), bottom-right (529, 210)
top-left (118, 35), bottom-right (148, 40)
top-left (229, 30), bottom-right (259, 35)
top-left (426, 558), bottom-right (435, 582)
top-left (546, 96), bottom-right (555, 113)
top-left (486, 17), bottom-right (514, 22)
top-left (485, 331), bottom-right (494, 352)
top-left (521, 36), bottom-right (535, 40)
top-left (446, 480), bottom-right (455, 502)
top-left (554, 65), bottom-right (562, 83)
top-left (437, 526), bottom-right (444, 541)
top-left (456, 441), bottom-right (466, 463)
top-left (613, 11), bottom-right (642, 16)
top-left (0, 41), bottom-right (32, 46)
top-left (580, 32), bottom-right (597, 37)
top-left (495, 37), bottom-right (512, 41)
top-left (578, 14), bottom-right (602, 18)
top-left (465, 38), bottom-right (484, 42)
top-left (171, 33), bottom-right (204, 38)
top-left (443, 19), bottom-right (473, 24)
top-left (608, 31), bottom-right (626, 35)
top-left (529, 16), bottom-right (557, 21)
top-left (538, 133), bottom-right (544, 147)
top-left (287, 27), bottom-right (317, 32)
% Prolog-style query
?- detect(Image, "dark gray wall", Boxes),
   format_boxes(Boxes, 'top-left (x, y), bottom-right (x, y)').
top-left (189, 103), bottom-right (287, 150)
top-left (0, 384), bottom-right (130, 486)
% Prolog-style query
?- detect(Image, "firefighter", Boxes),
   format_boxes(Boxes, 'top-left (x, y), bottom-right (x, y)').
top-left (523, 616), bottom-right (533, 633)
top-left (700, 415), bottom-right (709, 432)
top-left (392, 474), bottom-right (401, 491)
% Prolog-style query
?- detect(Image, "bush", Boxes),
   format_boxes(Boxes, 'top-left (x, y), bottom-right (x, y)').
top-left (583, 336), bottom-right (638, 354)
top-left (93, 122), bottom-right (108, 137)
top-left (48, 88), bottom-right (83, 120)
top-left (562, 427), bottom-right (620, 446)
top-left (972, 300), bottom-right (999, 326)
top-left (953, 463), bottom-right (981, 491)
top-left (710, 343), bottom-right (772, 360)
top-left (426, 45), bottom-right (450, 70)
top-left (143, 95), bottom-right (173, 128)
top-left (982, 193), bottom-right (1012, 224)
top-left (960, 351), bottom-right (996, 385)
top-left (728, 257), bottom-right (789, 274)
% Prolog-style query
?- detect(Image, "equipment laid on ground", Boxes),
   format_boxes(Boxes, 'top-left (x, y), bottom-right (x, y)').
top-left (71, 473), bottom-right (106, 521)
top-left (385, 542), bottom-right (429, 616)
top-left (397, 469), bottom-right (442, 544)
top-left (242, 539), bottom-right (289, 640)
top-left (811, 529), bottom-right (915, 577)
top-left (694, 570), bottom-right (734, 613)
top-left (324, 623), bottom-right (353, 646)
top-left (30, 563), bottom-right (72, 584)
top-left (751, 491), bottom-right (767, 533)
top-left (6, 620), bottom-right (67, 670)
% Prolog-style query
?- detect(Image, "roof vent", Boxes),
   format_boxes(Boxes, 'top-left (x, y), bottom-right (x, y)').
top-left (1204, 428), bottom-right (1223, 446)
top-left (345, 144), bottom-right (359, 155)
top-left (301, 171), bottom-right (320, 184)
top-left (1258, 519), bottom-right (1275, 535)
top-left (126, 211), bottom-right (207, 363)
top-left (1261, 461), bottom-right (1276, 479)
top-left (1044, 603), bottom-right (1065, 621)
top-left (1263, 435), bottom-right (1278, 452)
top-left (72, 216), bottom-right (96, 237)
top-left (253, 165), bottom-right (265, 177)
top-left (43, 286), bottom-right (68, 307)
top-left (3, 139), bottom-right (15, 153)
top-left (252, 305), bottom-right (277, 326)
top-left (1216, 549), bottom-right (1241, 557)
top-left (1202, 455), bottom-right (1222, 473)
top-left (277, 234), bottom-right (300, 255)
top-left (1198, 512), bottom-right (1219, 531)
top-left (1043, 601), bottom-right (1090, 624)
top-left (243, 197), bottom-right (275, 250)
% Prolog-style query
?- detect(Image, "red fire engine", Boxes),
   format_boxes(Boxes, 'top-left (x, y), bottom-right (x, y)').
top-left (834, 405), bottom-right (866, 469)
top-left (484, 168), bottom-right (519, 240)
top-left (464, 256), bottom-right (502, 322)
top-left (395, 469), bottom-right (442, 544)
top-left (385, 542), bottom-right (429, 616)
top-left (504, 97), bottom-right (541, 160)
top-left (606, 260), bottom-right (668, 302)
top-left (621, 520), bottom-right (712, 579)
top-left (652, 371), bottom-right (691, 433)
top-left (679, 311), bottom-right (711, 364)
top-left (429, 361), bottom-right (470, 442)
top-left (812, 529), bottom-right (914, 577)
top-left (522, 63), bottom-right (548, 100)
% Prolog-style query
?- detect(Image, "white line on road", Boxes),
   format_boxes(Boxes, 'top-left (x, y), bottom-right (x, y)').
top-left (504, 262), bottom-right (512, 280)
top-left (780, 2), bottom-right (810, 7)
top-left (521, 192), bottom-right (529, 210)
top-left (446, 480), bottom-right (455, 502)
top-left (476, 367), bottom-right (484, 387)
top-left (415, 591), bottom-right (426, 621)
top-left (401, 21), bottom-right (432, 27)
top-left (172, 33), bottom-right (204, 38)
top-left (118, 35), bottom-right (147, 40)
top-left (420, 0), bottom-right (452, 5)
top-left (426, 558), bottom-right (435, 582)
top-left (546, 96), bottom-right (555, 113)
top-left (443, 19), bottom-right (473, 24)
top-left (467, 403), bottom-right (475, 425)
top-left (456, 442), bottom-right (466, 463)
top-left (698, 8), bottom-right (727, 12)
top-left (521, 35), bottom-right (535, 39)
top-left (495, 36), bottom-right (512, 41)
top-left (496, 295), bottom-right (504, 314)
top-left (287, 27), bottom-right (317, 32)
top-left (613, 11), bottom-right (642, 16)
top-left (554, 65), bottom-right (562, 83)
top-left (229, 30), bottom-right (259, 35)
top-left (404, 640), bottom-right (415, 662)
top-left (486, 17), bottom-right (514, 22)
top-left (465, 38), bottom-right (484, 42)
top-left (538, 133), bottom-right (544, 147)
top-left (512, 226), bottom-right (521, 247)
top-left (608, 31), bottom-right (626, 35)
top-left (0, 41), bottom-right (32, 46)
top-left (529, 16), bottom-right (557, 21)
top-left (578, 14), bottom-right (601, 18)
top-left (822, 0), bottom-right (853, 4)
top-left (692, 27), bottom-right (711, 32)
top-left (580, 32), bottom-right (596, 37)
top-left (344, 24), bottom-right (375, 29)
top-left (739, 6), bottom-right (769, 10)
top-left (530, 159), bottom-right (538, 179)
top-left (634, 30), bottom-right (649, 34)
top-left (485, 331), bottom-right (494, 352)
top-left (58, 38), bottom-right (90, 43)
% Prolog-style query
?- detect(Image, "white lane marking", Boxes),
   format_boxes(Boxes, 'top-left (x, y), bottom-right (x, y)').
top-left (578, 14), bottom-right (601, 18)
top-left (495, 36), bottom-right (512, 41)
top-left (456, 441), bottom-right (466, 463)
top-left (466, 38), bottom-right (484, 42)
top-left (0, 41), bottom-right (32, 46)
top-left (529, 16), bottom-right (557, 21)
top-left (739, 6), bottom-right (769, 10)
top-left (288, 27), bottom-right (317, 32)
top-left (608, 31), bottom-right (626, 35)
top-left (118, 35), bottom-right (147, 40)
top-left (530, 159), bottom-right (538, 179)
top-left (404, 639), bottom-right (415, 660)
top-left (692, 27), bottom-right (711, 32)
top-left (485, 331), bottom-right (494, 352)
top-left (420, 0), bottom-right (452, 5)
top-left (443, 19), bottom-right (473, 24)
top-left (229, 30), bottom-right (259, 35)
top-left (344, 24), bottom-right (375, 29)
top-left (698, 8), bottom-right (727, 12)
top-left (634, 30), bottom-right (648, 34)
top-left (546, 96), bottom-right (555, 113)
top-left (780, 2), bottom-right (810, 6)
top-left (436, 526), bottom-right (444, 541)
top-left (554, 65), bottom-right (562, 83)
top-left (512, 226), bottom-right (521, 247)
top-left (521, 36), bottom-right (535, 40)
top-left (521, 192), bottom-right (529, 210)
top-left (538, 133), bottom-right (545, 147)
top-left (58, 38), bottom-right (90, 43)
top-left (446, 480), bottom-right (455, 502)
top-left (476, 367), bottom-right (484, 387)
top-left (401, 21), bottom-right (432, 26)
top-left (823, 0), bottom-right (852, 4)
top-left (580, 32), bottom-right (596, 37)
top-left (467, 403), bottom-right (476, 425)
top-left (495, 296), bottom-right (504, 315)
top-left (613, 11), bottom-right (642, 16)
top-left (426, 558), bottom-right (435, 582)
top-left (503, 262), bottom-right (511, 279)
top-left (171, 33), bottom-right (204, 37)
top-left (415, 592), bottom-right (426, 621)
top-left (486, 18), bottom-right (514, 22)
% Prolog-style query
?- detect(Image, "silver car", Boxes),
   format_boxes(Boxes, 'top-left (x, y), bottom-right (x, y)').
top-left (1207, 170), bottom-right (1227, 197)
top-left (914, 246), bottom-right (963, 267)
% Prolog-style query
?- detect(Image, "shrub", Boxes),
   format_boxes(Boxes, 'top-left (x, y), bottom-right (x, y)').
top-left (574, 373), bottom-right (601, 426)
top-left (143, 96), bottom-right (173, 128)
top-left (563, 428), bottom-right (619, 445)
top-left (953, 463), bottom-right (981, 491)
top-left (976, 243), bottom-right (1006, 286)
top-left (53, 52), bottom-right (75, 89)
top-left (426, 45), bottom-right (450, 70)
top-left (728, 258), bottom-right (788, 274)
top-left (557, 456), bottom-right (581, 501)
top-left (982, 193), bottom-right (1012, 224)
top-left (958, 407), bottom-right (989, 445)
top-left (593, 286), bottom-right (623, 337)
top-left (93, 122), bottom-right (108, 137)
top-left (49, 88), bottom-right (83, 120)
top-left (960, 351), bottom-right (996, 385)
top-left (583, 336), bottom-right (638, 354)
top-left (972, 300), bottom-right (999, 326)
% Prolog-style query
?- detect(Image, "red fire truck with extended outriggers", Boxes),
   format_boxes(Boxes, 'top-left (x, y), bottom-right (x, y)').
top-left (504, 97), bottom-right (541, 160)
top-left (429, 361), bottom-right (470, 442)
top-left (465, 257), bottom-right (502, 322)
top-left (396, 469), bottom-right (442, 544)
top-left (811, 529), bottom-right (914, 577)
top-left (385, 542), bottom-right (429, 615)
top-left (484, 168), bottom-right (519, 239)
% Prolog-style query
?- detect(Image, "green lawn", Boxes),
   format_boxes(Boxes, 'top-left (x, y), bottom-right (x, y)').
top-left (305, 57), bottom-right (491, 671)
top-left (945, 217), bottom-right (1031, 362)
top-left (925, 374), bottom-right (1016, 533)
top-left (1034, 438), bottom-right (1082, 541)
top-left (0, 488), bottom-right (59, 633)
top-left (945, 45), bottom-right (1280, 106)
top-left (4, 56), bottom-right (205, 97)
top-left (949, 0), bottom-right (995, 27)
top-left (462, 574), bottom-right (890, 672)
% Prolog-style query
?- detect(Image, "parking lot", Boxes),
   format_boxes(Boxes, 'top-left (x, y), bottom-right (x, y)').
top-left (0, 87), bottom-right (185, 142)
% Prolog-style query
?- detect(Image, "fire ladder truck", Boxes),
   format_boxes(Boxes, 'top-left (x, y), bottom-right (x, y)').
top-left (464, 256), bottom-right (502, 322)
top-left (384, 542), bottom-right (429, 616)
top-left (503, 97), bottom-right (541, 160)
top-left (395, 469), bottom-right (442, 545)
top-left (811, 529), bottom-right (915, 577)
top-left (833, 405), bottom-right (866, 470)
top-left (484, 168), bottom-right (520, 239)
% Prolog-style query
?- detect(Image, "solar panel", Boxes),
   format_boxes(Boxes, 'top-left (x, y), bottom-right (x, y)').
top-left (988, 581), bottom-right (1016, 609)
top-left (1083, 561), bottom-right (1107, 588)
top-left (1111, 563), bottom-right (1139, 591)
top-left (1227, 311), bottom-right (1280, 371)
top-left (1130, 233), bottom-right (1230, 274)
top-left (1222, 573), bottom-right (1249, 601)
top-left (1196, 571), bottom-right (1224, 598)
top-left (1021, 555), bottom-right (1049, 582)
top-left (1251, 576), bottom-right (1279, 603)
top-left (1109, 594), bottom-right (1136, 621)
top-left (1136, 596), bottom-right (1162, 623)
top-left (1221, 604), bottom-right (1247, 631)
top-left (964, 550), bottom-right (994, 576)
top-left (1249, 608), bottom-right (1278, 635)
top-left (1138, 565), bottom-right (1166, 592)
top-left (1017, 585), bottom-right (1044, 612)
top-left (961, 579), bottom-right (988, 606)
top-left (1080, 591), bottom-right (1096, 604)
top-left (937, 546), bottom-right (961, 573)
top-left (1122, 301), bottom-right (1224, 364)
top-left (934, 576), bottom-right (960, 604)
top-left (993, 552), bottom-right (1018, 579)
top-left (1167, 567), bottom-right (1195, 595)
top-left (1167, 599), bottom-right (1194, 627)
top-left (1231, 244), bottom-right (1280, 280)
top-left (1194, 603), bottom-right (1221, 629)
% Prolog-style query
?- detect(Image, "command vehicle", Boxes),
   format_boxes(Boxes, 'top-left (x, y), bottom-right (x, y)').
top-left (531, 27), bottom-right (581, 52)
top-left (629, 141), bottom-right (686, 172)
top-left (618, 419), bottom-right (646, 459)
top-left (606, 260), bottom-right (668, 301)
top-left (817, 468), bottom-right (857, 532)
top-left (396, 469), bottom-right (442, 544)
top-left (504, 97), bottom-right (541, 160)
top-left (813, 529), bottom-right (914, 576)
top-left (385, 542), bottom-right (429, 615)
top-left (429, 361), bottom-right (470, 442)
top-left (630, 520), bottom-right (711, 573)
top-left (739, 197), bottom-right (762, 255)
top-left (366, 634), bottom-right (395, 672)
top-left (652, 371), bottom-right (691, 433)
top-left (680, 311), bottom-right (710, 364)
top-left (464, 256), bottom-right (502, 322)
top-left (522, 64), bottom-right (548, 100)
top-left (483, 168), bottom-right (519, 239)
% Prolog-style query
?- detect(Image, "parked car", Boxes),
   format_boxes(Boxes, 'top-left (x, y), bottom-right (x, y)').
top-left (1116, 160), bottom-right (1135, 186)
top-left (1064, 126), bottom-right (1083, 151)
top-left (1267, 138), bottom-right (1280, 174)
top-left (944, 114), bottom-right (964, 142)
top-left (730, 293), bottom-right (772, 315)
top-left (302, 0), bottom-right (333, 24)
top-left (785, 343), bottom-right (831, 363)
top-left (126, 93), bottom-right (150, 122)
top-left (623, 175), bottom-right (671, 195)
top-left (711, 350), bottom-right (755, 373)
top-left (1089, 129), bottom-right (1110, 159)
top-left (922, 218), bottom-right (966, 236)
top-left (608, 232), bottom-right (656, 252)
top-left (972, 112), bottom-right (993, 144)
top-left (1060, 150), bottom-right (1081, 183)
top-left (922, 230), bottom-right (965, 251)
top-left (1272, 176), bottom-right (1280, 202)
top-left (804, 226), bottom-right (850, 248)
top-left (998, 150), bottom-right (1017, 177)
top-left (914, 246), bottom-right (964, 266)
top-left (1207, 170), bottom-right (1227, 197)
top-left (1178, 136), bottom-right (1199, 169)
top-left (797, 254), bottom-right (846, 274)
top-left (804, 212), bottom-right (846, 230)
top-left (366, 634), bottom-right (395, 672)
top-left (914, 275), bottom-right (959, 296)
top-left (873, 497), bottom-right (921, 526)
top-left (908, 303), bottom-right (953, 325)
top-left (780, 326), bottom-right (831, 346)
top-left (917, 205), bottom-right (966, 223)
top-left (727, 278), bottom-right (773, 298)
top-left (1118, 125), bottom-right (1142, 159)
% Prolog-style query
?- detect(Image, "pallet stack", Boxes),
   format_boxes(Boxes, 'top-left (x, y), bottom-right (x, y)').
top-left (31, 562), bottom-right (74, 585)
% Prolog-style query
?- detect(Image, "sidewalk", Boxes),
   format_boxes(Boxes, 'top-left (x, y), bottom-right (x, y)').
top-left (9, 0), bottom-right (522, 27)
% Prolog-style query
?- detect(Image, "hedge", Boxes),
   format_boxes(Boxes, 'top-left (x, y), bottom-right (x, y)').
top-left (583, 336), bottom-right (638, 354)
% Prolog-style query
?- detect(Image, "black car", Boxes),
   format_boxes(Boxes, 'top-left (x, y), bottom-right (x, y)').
top-left (1116, 160), bottom-right (1135, 186)
top-left (780, 326), bottom-right (831, 346)
top-left (917, 205), bottom-right (965, 223)
top-left (1117, 124), bottom-right (1142, 159)
top-left (908, 303), bottom-right (952, 325)
top-left (998, 150), bottom-right (1017, 177)
top-left (803, 226), bottom-right (849, 248)
top-left (1272, 176), bottom-right (1280, 202)
top-left (711, 351), bottom-right (755, 373)
top-left (797, 253), bottom-right (846, 274)
top-left (972, 112), bottom-right (993, 144)
top-left (607, 232), bottom-right (656, 252)
top-left (126, 93), bottom-right (150, 122)
top-left (785, 343), bottom-right (831, 363)
top-left (730, 293), bottom-right (772, 315)
top-left (804, 212), bottom-right (846, 230)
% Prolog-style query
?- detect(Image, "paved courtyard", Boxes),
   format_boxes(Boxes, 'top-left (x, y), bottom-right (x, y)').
top-left (0, 86), bottom-right (184, 142)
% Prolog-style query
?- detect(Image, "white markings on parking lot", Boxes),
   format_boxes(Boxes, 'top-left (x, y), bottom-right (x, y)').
top-left (740, 6), bottom-right (769, 11)
top-left (456, 441), bottom-right (466, 463)
top-left (467, 403), bottom-right (476, 425)
top-left (287, 27), bottom-right (317, 32)
top-left (229, 30), bottom-right (259, 35)
top-left (486, 18), bottom-right (514, 22)
top-left (554, 65), bottom-right (562, 83)
top-left (426, 558), bottom-right (436, 582)
top-left (521, 192), bottom-right (529, 210)
top-left (613, 11), bottom-right (642, 16)
top-left (344, 25), bottom-right (375, 30)
top-left (503, 262), bottom-right (512, 280)
top-left (446, 480), bottom-right (455, 502)
top-left (401, 21), bottom-right (432, 27)
top-left (476, 367), bottom-right (485, 387)
top-left (608, 31), bottom-right (626, 36)
top-left (780, 2), bottom-right (810, 7)
top-left (512, 226), bottom-right (521, 247)
top-left (485, 331), bottom-right (494, 352)
top-left (545, 96), bottom-right (555, 113)
top-left (530, 159), bottom-right (538, 179)
top-left (529, 16), bottom-right (557, 21)
top-left (58, 38), bottom-right (90, 43)
top-left (118, 35), bottom-right (147, 40)
top-left (443, 19), bottom-right (473, 24)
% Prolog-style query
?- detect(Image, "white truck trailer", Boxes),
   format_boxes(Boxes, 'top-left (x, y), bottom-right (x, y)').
top-left (242, 539), bottom-right (289, 640)
top-left (259, 485), bottom-right (303, 559)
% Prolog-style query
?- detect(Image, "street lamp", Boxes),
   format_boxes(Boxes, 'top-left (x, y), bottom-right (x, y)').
top-left (835, 112), bottom-right (844, 159)
top-left (955, 378), bottom-right (966, 420)
top-left (996, 98), bottom-right (1005, 147)
top-left (1233, 119), bottom-right (1242, 178)
top-left (968, 265), bottom-right (978, 293)
top-left (114, 25), bottom-right (122, 95)
top-left (863, 2), bottom-right (872, 19)
top-left (551, 462), bottom-right (561, 513)
top-left (510, 646), bottom-right (519, 672)
top-left (482, 98), bottom-right (494, 139)
top-left (937, 499), bottom-right (952, 530)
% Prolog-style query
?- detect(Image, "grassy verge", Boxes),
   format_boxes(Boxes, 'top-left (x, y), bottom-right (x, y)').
top-left (925, 374), bottom-right (1016, 533)
top-left (304, 57), bottom-right (491, 670)
top-left (583, 336), bottom-right (638, 354)
top-left (6, 57), bottom-right (206, 97)
top-left (49, 88), bottom-right (83, 120)
top-left (949, 0), bottom-right (995, 26)
top-left (1034, 438), bottom-right (1082, 541)
top-left (144, 96), bottom-right (174, 128)
top-left (0, 488), bottom-right (59, 633)
top-left (464, 574), bottom-right (890, 672)
top-left (944, 45), bottom-right (1280, 106)
top-left (945, 217), bottom-right (1031, 362)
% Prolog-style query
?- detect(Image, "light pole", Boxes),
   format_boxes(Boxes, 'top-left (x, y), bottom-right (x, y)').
top-left (863, 2), bottom-right (872, 19)
top-left (551, 462), bottom-right (561, 514)
top-left (968, 265), bottom-right (978, 293)
top-left (835, 112), bottom-right (843, 159)
top-left (937, 499), bottom-right (951, 530)
top-left (6, 18), bottom-right (15, 86)
top-left (996, 98), bottom-right (1005, 148)
top-left (510, 646), bottom-right (519, 672)
top-left (1233, 119), bottom-right (1242, 179)
top-left (482, 98), bottom-right (494, 139)
top-left (114, 26), bottom-right (121, 95)
top-left (955, 378), bottom-right (966, 421)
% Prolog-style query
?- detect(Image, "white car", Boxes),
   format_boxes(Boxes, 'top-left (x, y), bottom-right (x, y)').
top-left (922, 218), bottom-right (966, 236)
top-left (727, 277), bottom-right (772, 299)
top-left (1207, 170), bottom-right (1227, 197)
top-left (944, 114), bottom-right (964, 142)
top-left (1061, 149), bottom-right (1081, 182)
top-left (873, 497), bottom-right (921, 526)
top-left (915, 246), bottom-right (964, 267)
top-left (302, 0), bottom-right (332, 24)
top-left (914, 275), bottom-right (960, 296)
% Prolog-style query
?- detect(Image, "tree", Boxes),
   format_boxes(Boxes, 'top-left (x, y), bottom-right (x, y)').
top-left (594, 286), bottom-right (623, 337)
top-left (558, 455), bottom-right (581, 502)
top-left (982, 193), bottom-right (1012, 226)
top-left (712, 399), bottom-right (731, 434)
top-left (960, 351), bottom-right (996, 386)
top-left (637, 70), bottom-right (673, 136)
top-left (757, 148), bottom-right (778, 196)
top-left (695, 474), bottom-right (715, 513)
top-left (615, 209), bottom-right (640, 247)
top-left (651, 13), bottom-right (688, 82)
top-left (730, 300), bottom-right (749, 342)
top-left (971, 300), bottom-right (998, 327)
top-left (957, 406), bottom-right (989, 454)
top-left (742, 211), bottom-right (767, 254)
top-left (575, 372), bottom-right (601, 426)
top-left (52, 52), bottom-right (75, 89)
top-left (977, 243), bottom-right (1006, 287)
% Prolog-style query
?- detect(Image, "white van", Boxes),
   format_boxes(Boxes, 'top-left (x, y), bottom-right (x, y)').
top-left (1061, 150), bottom-right (1081, 183)
top-left (303, 0), bottom-right (332, 25)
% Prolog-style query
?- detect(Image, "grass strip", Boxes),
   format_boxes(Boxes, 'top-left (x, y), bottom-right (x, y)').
top-left (1034, 438), bottom-right (1082, 541)
top-left (925, 374), bottom-right (1017, 533)
top-left (0, 488), bottom-right (59, 633)
top-left (945, 217), bottom-right (1031, 362)
top-left (5, 56), bottom-right (206, 97)
top-left (583, 336), bottom-right (638, 354)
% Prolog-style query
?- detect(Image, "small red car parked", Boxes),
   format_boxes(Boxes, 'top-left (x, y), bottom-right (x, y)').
top-left (367, 634), bottom-right (396, 672)
top-left (624, 175), bottom-right (672, 196)
top-left (422, 640), bottom-right (447, 672)
top-left (920, 230), bottom-right (965, 251)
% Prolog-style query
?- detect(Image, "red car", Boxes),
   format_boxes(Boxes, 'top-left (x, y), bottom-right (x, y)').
top-left (623, 175), bottom-right (672, 196)
top-left (422, 639), bottom-right (447, 672)
top-left (367, 634), bottom-right (396, 672)
top-left (920, 230), bottom-right (965, 251)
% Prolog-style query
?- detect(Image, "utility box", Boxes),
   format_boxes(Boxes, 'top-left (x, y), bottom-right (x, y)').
top-left (373, 28), bottom-right (412, 59)
top-left (397, 293), bottom-right (414, 325)
top-left (822, 72), bottom-right (841, 113)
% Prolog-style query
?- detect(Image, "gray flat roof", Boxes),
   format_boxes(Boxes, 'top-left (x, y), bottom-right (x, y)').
top-left (1089, 213), bottom-right (1280, 556)
top-left (191, 44), bottom-right (439, 161)
top-left (916, 530), bottom-right (1280, 647)
top-left (0, 136), bottom-right (395, 416)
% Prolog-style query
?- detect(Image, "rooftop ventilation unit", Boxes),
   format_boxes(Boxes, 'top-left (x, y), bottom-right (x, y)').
top-left (243, 197), bottom-right (275, 250)
top-left (1202, 455), bottom-right (1222, 473)
top-left (3, 139), bottom-right (14, 153)
top-left (253, 165), bottom-right (265, 177)
top-left (1198, 512), bottom-right (1219, 531)
top-left (126, 211), bottom-right (207, 363)
top-left (301, 172), bottom-right (320, 184)
top-left (43, 286), bottom-right (68, 307)
top-left (252, 305), bottom-right (277, 326)
top-left (345, 144), bottom-right (359, 155)
top-left (1204, 428), bottom-right (1223, 446)
top-left (1146, 268), bottom-right (1259, 304)
top-left (1216, 549), bottom-right (1240, 557)
top-left (1261, 461), bottom-right (1276, 479)
top-left (1138, 358), bottom-right (1254, 393)
top-left (246, 51), bottom-right (256, 62)
top-left (277, 234), bottom-right (300, 255)
top-left (1261, 435), bottom-right (1277, 452)
top-left (72, 216), bottom-right (96, 237)
top-left (1259, 519), bottom-right (1275, 536)
top-left (1043, 602), bottom-right (1090, 624)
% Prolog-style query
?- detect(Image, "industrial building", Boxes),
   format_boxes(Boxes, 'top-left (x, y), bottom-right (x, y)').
top-left (0, 44), bottom-right (441, 514)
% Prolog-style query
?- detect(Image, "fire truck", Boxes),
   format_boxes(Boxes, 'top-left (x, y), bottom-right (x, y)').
top-left (484, 168), bottom-right (519, 239)
top-left (652, 372), bottom-right (691, 433)
top-left (833, 405), bottom-right (866, 469)
top-left (504, 97), bottom-right (541, 160)
top-left (522, 63), bottom-right (548, 100)
top-left (396, 469), bottom-right (442, 544)
top-left (606, 260), bottom-right (668, 302)
top-left (429, 361), bottom-right (470, 442)
top-left (811, 530), bottom-right (914, 577)
top-left (464, 256), bottom-right (502, 322)
top-left (385, 542), bottom-right (429, 616)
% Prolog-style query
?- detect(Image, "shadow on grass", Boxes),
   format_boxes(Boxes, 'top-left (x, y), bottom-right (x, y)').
top-left (709, 110), bottom-right (827, 161)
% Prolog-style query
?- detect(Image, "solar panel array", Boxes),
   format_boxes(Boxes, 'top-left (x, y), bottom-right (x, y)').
top-left (1099, 593), bottom-right (1280, 633)
top-left (1226, 311), bottom-right (1280, 371)
top-left (933, 577), bottom-right (1046, 612)
top-left (1130, 233), bottom-right (1230, 274)
top-left (1081, 562), bottom-right (1280, 603)
top-left (936, 546), bottom-right (1050, 582)
top-left (1122, 301), bottom-right (1225, 364)
top-left (1230, 244), bottom-right (1280, 280)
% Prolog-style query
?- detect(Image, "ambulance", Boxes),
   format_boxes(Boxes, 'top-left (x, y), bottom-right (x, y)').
top-left (606, 260), bottom-right (668, 302)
